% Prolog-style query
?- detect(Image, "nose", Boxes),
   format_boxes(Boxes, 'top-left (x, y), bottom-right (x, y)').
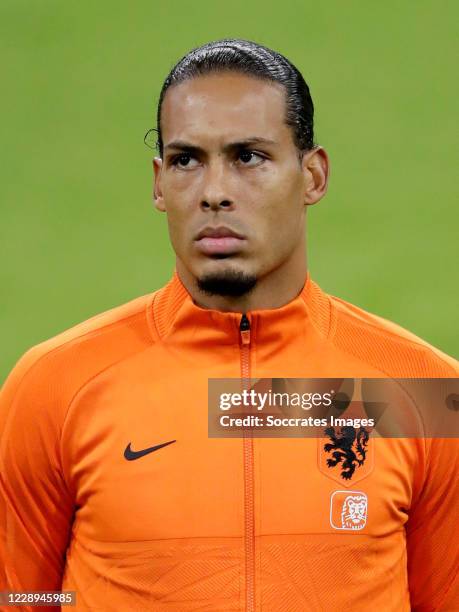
top-left (200, 160), bottom-right (234, 211)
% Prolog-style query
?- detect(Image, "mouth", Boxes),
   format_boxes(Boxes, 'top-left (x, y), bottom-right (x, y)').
top-left (195, 226), bottom-right (246, 256)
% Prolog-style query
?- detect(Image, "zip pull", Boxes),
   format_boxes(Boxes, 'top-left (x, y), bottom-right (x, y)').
top-left (240, 313), bottom-right (251, 346)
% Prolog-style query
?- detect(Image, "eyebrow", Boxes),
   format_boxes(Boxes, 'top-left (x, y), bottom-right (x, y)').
top-left (164, 137), bottom-right (277, 154)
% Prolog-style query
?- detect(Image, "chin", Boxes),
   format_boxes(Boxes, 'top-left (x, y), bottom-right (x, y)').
top-left (196, 264), bottom-right (258, 298)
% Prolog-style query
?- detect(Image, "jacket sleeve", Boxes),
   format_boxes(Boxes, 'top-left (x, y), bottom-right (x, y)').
top-left (406, 437), bottom-right (459, 611)
top-left (0, 348), bottom-right (74, 600)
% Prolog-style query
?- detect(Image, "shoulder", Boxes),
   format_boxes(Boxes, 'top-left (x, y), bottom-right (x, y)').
top-left (0, 292), bottom-right (157, 418)
top-left (16, 291), bottom-right (155, 374)
top-left (36, 292), bottom-right (154, 353)
top-left (328, 293), bottom-right (458, 376)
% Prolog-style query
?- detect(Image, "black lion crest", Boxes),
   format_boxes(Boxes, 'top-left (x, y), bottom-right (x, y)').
top-left (323, 426), bottom-right (369, 480)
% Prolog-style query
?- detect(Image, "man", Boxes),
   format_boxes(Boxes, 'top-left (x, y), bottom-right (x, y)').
top-left (0, 39), bottom-right (457, 611)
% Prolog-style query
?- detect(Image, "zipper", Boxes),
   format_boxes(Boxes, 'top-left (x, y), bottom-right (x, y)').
top-left (240, 313), bottom-right (255, 612)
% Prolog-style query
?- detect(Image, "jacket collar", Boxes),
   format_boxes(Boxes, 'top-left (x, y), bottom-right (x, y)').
top-left (151, 270), bottom-right (331, 347)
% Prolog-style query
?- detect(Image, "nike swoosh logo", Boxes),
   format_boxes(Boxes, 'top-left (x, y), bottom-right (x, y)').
top-left (124, 440), bottom-right (176, 461)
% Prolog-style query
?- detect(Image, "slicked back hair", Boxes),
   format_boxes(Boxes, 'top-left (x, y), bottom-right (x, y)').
top-left (155, 39), bottom-right (315, 157)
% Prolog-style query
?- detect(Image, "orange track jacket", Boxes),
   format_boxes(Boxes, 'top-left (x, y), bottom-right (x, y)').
top-left (0, 272), bottom-right (458, 611)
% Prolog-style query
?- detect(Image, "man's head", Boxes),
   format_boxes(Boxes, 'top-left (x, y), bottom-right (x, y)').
top-left (156, 39), bottom-right (315, 157)
top-left (152, 39), bottom-right (329, 308)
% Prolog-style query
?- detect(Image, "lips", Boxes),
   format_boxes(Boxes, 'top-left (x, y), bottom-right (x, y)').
top-left (196, 226), bottom-right (244, 240)
top-left (195, 226), bottom-right (246, 256)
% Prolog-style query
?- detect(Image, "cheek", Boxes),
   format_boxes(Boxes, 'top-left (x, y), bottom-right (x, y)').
top-left (161, 170), bottom-right (200, 208)
top-left (256, 164), bottom-right (304, 208)
top-left (259, 183), bottom-right (305, 233)
top-left (162, 180), bottom-right (196, 227)
top-left (160, 196), bottom-right (189, 250)
top-left (161, 190), bottom-right (202, 258)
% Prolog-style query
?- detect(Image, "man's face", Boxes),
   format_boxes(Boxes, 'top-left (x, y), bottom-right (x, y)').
top-left (154, 73), bottom-right (318, 294)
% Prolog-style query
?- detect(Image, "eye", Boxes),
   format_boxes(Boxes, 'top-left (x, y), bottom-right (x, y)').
top-left (171, 153), bottom-right (199, 169)
top-left (236, 150), bottom-right (265, 167)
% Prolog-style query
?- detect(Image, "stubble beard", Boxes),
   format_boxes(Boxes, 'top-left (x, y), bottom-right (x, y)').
top-left (196, 267), bottom-right (258, 298)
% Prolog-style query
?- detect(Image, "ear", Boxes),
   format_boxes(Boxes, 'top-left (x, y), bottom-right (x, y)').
top-left (301, 146), bottom-right (330, 206)
top-left (153, 157), bottom-right (165, 212)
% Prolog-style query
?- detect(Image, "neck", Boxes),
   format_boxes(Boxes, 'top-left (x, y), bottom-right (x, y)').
top-left (176, 251), bottom-right (308, 313)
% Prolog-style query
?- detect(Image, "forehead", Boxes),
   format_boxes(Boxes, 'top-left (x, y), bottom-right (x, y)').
top-left (160, 73), bottom-right (291, 146)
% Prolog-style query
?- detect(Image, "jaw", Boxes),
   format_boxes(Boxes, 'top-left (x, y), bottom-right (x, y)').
top-left (196, 269), bottom-right (258, 298)
top-left (174, 233), bottom-right (308, 311)
top-left (189, 252), bottom-right (255, 281)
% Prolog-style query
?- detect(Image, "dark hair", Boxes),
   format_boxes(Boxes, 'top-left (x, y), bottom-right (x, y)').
top-left (153, 39), bottom-right (315, 157)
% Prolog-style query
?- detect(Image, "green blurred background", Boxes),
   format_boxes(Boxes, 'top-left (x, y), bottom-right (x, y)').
top-left (1, 1), bottom-right (457, 383)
